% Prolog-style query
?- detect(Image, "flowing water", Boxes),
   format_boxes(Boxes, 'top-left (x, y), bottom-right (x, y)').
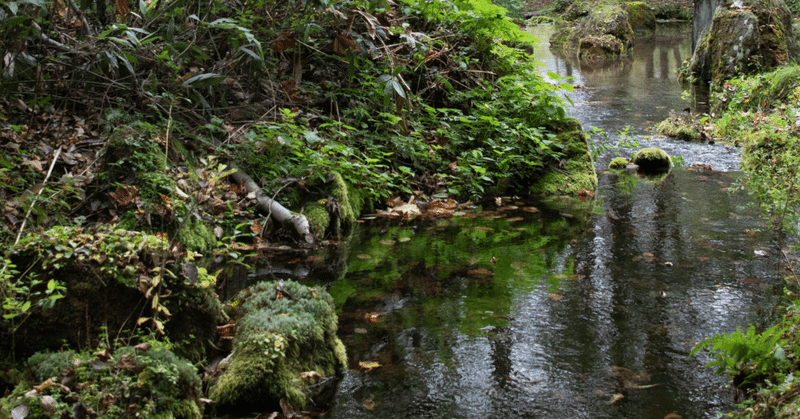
top-left (247, 24), bottom-right (789, 418)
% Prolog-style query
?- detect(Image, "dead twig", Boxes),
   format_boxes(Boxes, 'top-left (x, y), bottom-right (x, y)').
top-left (66, 0), bottom-right (94, 36)
top-left (15, 147), bottom-right (62, 245)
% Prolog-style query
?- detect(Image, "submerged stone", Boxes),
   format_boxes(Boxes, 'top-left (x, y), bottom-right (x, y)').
top-left (209, 280), bottom-right (347, 411)
top-left (632, 147), bottom-right (671, 172)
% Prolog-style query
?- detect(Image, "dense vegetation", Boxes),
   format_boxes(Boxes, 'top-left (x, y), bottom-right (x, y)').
top-left (688, 64), bottom-right (800, 418)
top-left (0, 0), bottom-right (585, 413)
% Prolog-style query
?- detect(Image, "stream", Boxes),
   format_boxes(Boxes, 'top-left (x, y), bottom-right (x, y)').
top-left (247, 24), bottom-right (789, 418)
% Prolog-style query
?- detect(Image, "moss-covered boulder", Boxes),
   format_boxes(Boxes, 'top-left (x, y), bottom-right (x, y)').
top-left (209, 280), bottom-right (347, 412)
top-left (530, 118), bottom-right (598, 195)
top-left (681, 0), bottom-right (800, 86)
top-left (608, 157), bottom-right (630, 170)
top-left (0, 342), bottom-right (203, 419)
top-left (632, 147), bottom-right (671, 172)
top-left (550, 4), bottom-right (634, 57)
top-left (625, 2), bottom-right (656, 35)
top-left (654, 113), bottom-right (701, 141)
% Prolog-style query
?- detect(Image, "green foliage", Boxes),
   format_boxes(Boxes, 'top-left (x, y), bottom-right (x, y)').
top-left (691, 324), bottom-right (792, 384)
top-left (709, 66), bottom-right (800, 231)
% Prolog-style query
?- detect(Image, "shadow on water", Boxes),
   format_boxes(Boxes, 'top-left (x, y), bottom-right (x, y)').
top-left (241, 23), bottom-right (788, 419)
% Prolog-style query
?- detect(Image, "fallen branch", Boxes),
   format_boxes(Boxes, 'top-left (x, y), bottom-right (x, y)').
top-left (227, 161), bottom-right (314, 244)
top-left (15, 147), bottom-right (62, 245)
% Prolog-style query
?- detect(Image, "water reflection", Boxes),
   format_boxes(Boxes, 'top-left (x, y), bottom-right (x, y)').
top-left (307, 169), bottom-right (783, 419)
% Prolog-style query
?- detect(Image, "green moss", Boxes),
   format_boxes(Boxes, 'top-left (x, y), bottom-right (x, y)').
top-left (632, 147), bottom-right (671, 172)
top-left (304, 204), bottom-right (331, 238)
top-left (608, 157), bottom-right (629, 170)
top-left (625, 2), bottom-right (655, 34)
top-left (3, 343), bottom-right (202, 419)
top-left (209, 280), bottom-right (346, 410)
top-left (177, 217), bottom-right (217, 252)
top-left (530, 118), bottom-right (598, 195)
top-left (329, 171), bottom-right (366, 233)
top-left (655, 117), bottom-right (701, 141)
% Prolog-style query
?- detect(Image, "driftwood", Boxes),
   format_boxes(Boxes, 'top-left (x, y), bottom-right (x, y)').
top-left (228, 162), bottom-right (314, 244)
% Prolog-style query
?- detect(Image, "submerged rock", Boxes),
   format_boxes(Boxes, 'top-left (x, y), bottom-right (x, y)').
top-left (209, 280), bottom-right (347, 412)
top-left (681, 0), bottom-right (800, 86)
top-left (632, 147), bottom-right (671, 172)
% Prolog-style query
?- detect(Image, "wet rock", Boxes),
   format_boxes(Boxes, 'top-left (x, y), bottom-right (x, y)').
top-left (632, 147), bottom-right (671, 172)
top-left (550, 4), bottom-right (634, 58)
top-left (681, 0), bottom-right (800, 86)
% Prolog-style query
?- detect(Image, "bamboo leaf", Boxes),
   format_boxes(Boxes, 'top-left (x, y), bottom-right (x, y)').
top-left (183, 73), bottom-right (227, 88)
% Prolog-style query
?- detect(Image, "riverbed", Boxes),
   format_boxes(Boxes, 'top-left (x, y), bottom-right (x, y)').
top-left (249, 24), bottom-right (787, 418)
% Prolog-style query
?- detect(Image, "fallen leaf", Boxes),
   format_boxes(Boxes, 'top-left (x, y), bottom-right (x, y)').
top-left (357, 254), bottom-right (371, 260)
top-left (363, 398), bottom-right (376, 410)
top-left (548, 293), bottom-right (562, 301)
top-left (379, 239), bottom-right (396, 245)
top-left (300, 371), bottom-right (322, 381)
top-left (398, 237), bottom-right (411, 242)
top-left (354, 327), bottom-right (368, 334)
top-left (359, 361), bottom-right (381, 370)
top-left (608, 393), bottom-right (624, 404)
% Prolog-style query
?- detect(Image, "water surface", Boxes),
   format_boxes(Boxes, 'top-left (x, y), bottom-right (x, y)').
top-left (248, 24), bottom-right (786, 418)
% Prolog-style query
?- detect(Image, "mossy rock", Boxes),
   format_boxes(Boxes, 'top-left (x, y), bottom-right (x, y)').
top-left (579, 35), bottom-right (624, 60)
top-left (608, 157), bottom-right (630, 170)
top-left (0, 343), bottom-right (203, 419)
top-left (208, 280), bottom-right (347, 411)
top-left (529, 118), bottom-right (598, 195)
top-left (625, 2), bottom-right (656, 34)
top-left (681, 0), bottom-right (799, 86)
top-left (553, 4), bottom-right (634, 55)
top-left (654, 117), bottom-right (700, 141)
top-left (632, 147), bottom-right (671, 172)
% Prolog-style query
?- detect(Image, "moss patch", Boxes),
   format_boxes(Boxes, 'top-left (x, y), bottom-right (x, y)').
top-left (177, 217), bottom-right (217, 252)
top-left (625, 2), bottom-right (656, 34)
top-left (654, 115), bottom-right (701, 141)
top-left (530, 118), bottom-right (598, 195)
top-left (0, 342), bottom-right (203, 419)
top-left (209, 280), bottom-right (347, 411)
top-left (632, 147), bottom-right (671, 172)
top-left (608, 157), bottom-right (629, 170)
